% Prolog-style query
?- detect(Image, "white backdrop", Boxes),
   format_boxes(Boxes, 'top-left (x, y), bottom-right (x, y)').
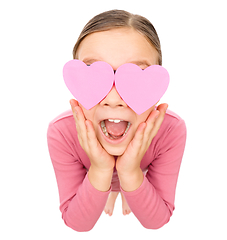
top-left (1, 0), bottom-right (227, 239)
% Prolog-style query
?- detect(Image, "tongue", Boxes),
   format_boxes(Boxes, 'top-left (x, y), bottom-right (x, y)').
top-left (104, 120), bottom-right (128, 137)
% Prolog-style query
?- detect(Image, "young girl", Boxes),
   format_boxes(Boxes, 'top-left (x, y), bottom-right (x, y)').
top-left (47, 9), bottom-right (186, 232)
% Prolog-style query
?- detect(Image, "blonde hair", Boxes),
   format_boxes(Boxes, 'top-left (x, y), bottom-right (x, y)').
top-left (73, 9), bottom-right (162, 65)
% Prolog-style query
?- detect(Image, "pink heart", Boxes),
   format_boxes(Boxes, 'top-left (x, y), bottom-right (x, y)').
top-left (115, 63), bottom-right (169, 114)
top-left (63, 60), bottom-right (114, 109)
top-left (63, 60), bottom-right (169, 114)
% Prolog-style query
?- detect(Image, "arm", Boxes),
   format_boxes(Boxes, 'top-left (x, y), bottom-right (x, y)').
top-left (47, 121), bottom-right (111, 232)
top-left (120, 119), bottom-right (186, 229)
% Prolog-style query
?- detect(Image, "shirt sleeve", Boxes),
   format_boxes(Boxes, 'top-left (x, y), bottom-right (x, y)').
top-left (47, 122), bottom-right (111, 232)
top-left (121, 119), bottom-right (187, 229)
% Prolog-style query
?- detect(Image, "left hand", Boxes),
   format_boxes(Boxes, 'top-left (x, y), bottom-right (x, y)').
top-left (116, 103), bottom-right (168, 188)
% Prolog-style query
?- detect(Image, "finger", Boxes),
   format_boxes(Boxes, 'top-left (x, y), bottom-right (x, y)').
top-left (154, 103), bottom-right (168, 129)
top-left (85, 120), bottom-right (110, 163)
top-left (143, 110), bottom-right (160, 140)
top-left (70, 99), bottom-right (88, 146)
top-left (70, 99), bottom-right (79, 121)
top-left (143, 104), bottom-right (168, 144)
top-left (85, 120), bottom-right (100, 150)
top-left (70, 99), bottom-right (86, 127)
top-left (148, 104), bottom-right (168, 139)
top-left (75, 107), bottom-right (88, 143)
top-left (156, 103), bottom-right (168, 114)
top-left (130, 122), bottom-right (146, 149)
top-left (140, 114), bottom-right (157, 152)
top-left (70, 99), bottom-right (79, 108)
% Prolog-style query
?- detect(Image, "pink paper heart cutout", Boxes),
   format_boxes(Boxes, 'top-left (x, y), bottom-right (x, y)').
top-left (63, 60), bottom-right (169, 114)
top-left (63, 60), bottom-right (114, 109)
top-left (115, 63), bottom-right (169, 114)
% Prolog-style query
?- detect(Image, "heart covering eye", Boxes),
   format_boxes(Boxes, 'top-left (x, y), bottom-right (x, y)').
top-left (63, 60), bottom-right (114, 110)
top-left (63, 60), bottom-right (169, 114)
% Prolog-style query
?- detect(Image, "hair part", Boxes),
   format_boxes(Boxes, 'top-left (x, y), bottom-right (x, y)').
top-left (73, 9), bottom-right (162, 65)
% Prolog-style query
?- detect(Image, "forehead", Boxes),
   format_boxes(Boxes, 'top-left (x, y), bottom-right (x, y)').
top-left (77, 28), bottom-right (159, 69)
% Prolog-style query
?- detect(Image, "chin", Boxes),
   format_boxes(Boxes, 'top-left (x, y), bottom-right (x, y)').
top-left (104, 145), bottom-right (127, 156)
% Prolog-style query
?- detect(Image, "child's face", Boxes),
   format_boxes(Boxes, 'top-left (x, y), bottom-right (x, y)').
top-left (76, 28), bottom-right (159, 156)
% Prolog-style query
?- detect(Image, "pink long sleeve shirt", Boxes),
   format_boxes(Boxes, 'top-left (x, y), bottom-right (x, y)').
top-left (47, 109), bottom-right (186, 232)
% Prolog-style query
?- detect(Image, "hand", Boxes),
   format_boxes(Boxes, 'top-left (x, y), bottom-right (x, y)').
top-left (116, 103), bottom-right (168, 191)
top-left (70, 99), bottom-right (115, 191)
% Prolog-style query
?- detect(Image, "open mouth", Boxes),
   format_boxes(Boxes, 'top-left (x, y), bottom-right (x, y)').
top-left (100, 119), bottom-right (131, 140)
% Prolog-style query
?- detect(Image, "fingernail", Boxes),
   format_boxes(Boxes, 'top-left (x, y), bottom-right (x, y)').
top-left (74, 107), bottom-right (78, 116)
top-left (70, 99), bottom-right (74, 107)
top-left (155, 111), bottom-right (160, 119)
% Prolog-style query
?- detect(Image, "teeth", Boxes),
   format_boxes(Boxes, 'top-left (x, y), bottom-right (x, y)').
top-left (123, 122), bottom-right (131, 136)
top-left (101, 121), bottom-right (105, 128)
top-left (100, 120), bottom-right (131, 139)
top-left (101, 121), bottom-right (110, 138)
top-left (100, 121), bottom-right (108, 135)
top-left (108, 119), bottom-right (121, 123)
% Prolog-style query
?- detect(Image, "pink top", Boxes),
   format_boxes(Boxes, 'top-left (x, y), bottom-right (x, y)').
top-left (47, 109), bottom-right (186, 232)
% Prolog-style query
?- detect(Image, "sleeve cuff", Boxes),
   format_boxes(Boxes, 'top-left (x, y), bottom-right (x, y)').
top-left (120, 174), bottom-right (149, 197)
top-left (85, 173), bottom-right (112, 196)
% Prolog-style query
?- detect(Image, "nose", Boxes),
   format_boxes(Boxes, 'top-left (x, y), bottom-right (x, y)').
top-left (100, 86), bottom-right (127, 109)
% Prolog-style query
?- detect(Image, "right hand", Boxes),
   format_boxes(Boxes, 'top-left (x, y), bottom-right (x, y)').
top-left (70, 99), bottom-right (115, 174)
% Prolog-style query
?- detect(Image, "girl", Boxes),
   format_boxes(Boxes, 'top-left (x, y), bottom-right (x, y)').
top-left (47, 9), bottom-right (186, 232)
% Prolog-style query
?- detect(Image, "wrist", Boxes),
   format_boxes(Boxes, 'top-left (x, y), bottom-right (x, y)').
top-left (88, 166), bottom-right (113, 192)
top-left (118, 168), bottom-right (144, 192)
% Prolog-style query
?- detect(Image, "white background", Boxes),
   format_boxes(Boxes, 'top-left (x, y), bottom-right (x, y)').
top-left (1, 0), bottom-right (227, 239)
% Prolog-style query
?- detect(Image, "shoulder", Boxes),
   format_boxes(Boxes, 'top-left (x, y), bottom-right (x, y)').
top-left (153, 109), bottom-right (187, 151)
top-left (49, 109), bottom-right (74, 125)
top-left (165, 109), bottom-right (185, 124)
top-left (142, 108), bottom-right (186, 170)
top-left (47, 109), bottom-right (77, 141)
top-left (47, 110), bottom-right (90, 168)
top-left (48, 109), bottom-right (75, 131)
top-left (162, 109), bottom-right (186, 133)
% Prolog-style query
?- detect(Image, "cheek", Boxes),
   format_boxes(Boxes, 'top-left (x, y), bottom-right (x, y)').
top-left (79, 104), bottom-right (95, 121)
top-left (136, 106), bottom-right (156, 122)
top-left (128, 107), bottom-right (154, 136)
